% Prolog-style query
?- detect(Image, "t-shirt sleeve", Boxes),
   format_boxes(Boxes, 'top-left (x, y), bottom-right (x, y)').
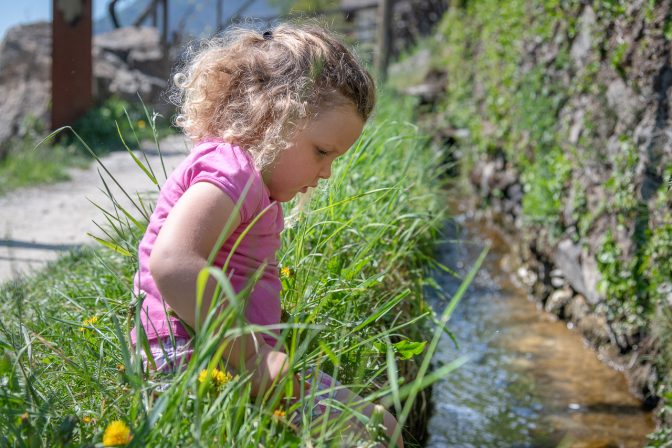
top-left (181, 144), bottom-right (263, 223)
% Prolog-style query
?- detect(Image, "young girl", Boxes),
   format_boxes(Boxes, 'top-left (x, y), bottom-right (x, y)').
top-left (130, 23), bottom-right (403, 447)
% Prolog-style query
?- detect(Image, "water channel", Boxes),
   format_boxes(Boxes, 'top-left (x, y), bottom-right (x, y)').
top-left (425, 207), bottom-right (656, 447)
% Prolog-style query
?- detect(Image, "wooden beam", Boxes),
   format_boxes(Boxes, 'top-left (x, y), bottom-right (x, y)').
top-left (376, 0), bottom-right (393, 82)
top-left (52, 0), bottom-right (92, 131)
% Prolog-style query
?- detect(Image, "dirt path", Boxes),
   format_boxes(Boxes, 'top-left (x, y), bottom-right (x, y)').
top-left (0, 135), bottom-right (190, 284)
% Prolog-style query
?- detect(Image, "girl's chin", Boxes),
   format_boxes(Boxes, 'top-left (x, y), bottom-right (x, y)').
top-left (270, 188), bottom-right (308, 202)
top-left (270, 192), bottom-right (297, 202)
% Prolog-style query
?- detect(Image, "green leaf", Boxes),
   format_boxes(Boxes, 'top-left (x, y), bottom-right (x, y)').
top-left (86, 233), bottom-right (132, 256)
top-left (393, 340), bottom-right (426, 360)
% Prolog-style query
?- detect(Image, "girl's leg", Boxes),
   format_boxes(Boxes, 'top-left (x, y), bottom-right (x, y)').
top-left (329, 387), bottom-right (404, 448)
top-left (305, 370), bottom-right (404, 448)
top-left (137, 336), bottom-right (194, 395)
top-left (140, 336), bottom-right (194, 373)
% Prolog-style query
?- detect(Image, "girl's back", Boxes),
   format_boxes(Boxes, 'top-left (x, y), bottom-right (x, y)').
top-left (132, 139), bottom-right (283, 346)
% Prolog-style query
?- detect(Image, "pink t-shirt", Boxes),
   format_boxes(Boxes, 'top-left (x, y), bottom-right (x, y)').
top-left (130, 139), bottom-right (284, 346)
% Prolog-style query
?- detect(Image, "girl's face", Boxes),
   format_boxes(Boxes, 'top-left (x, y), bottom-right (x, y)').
top-left (262, 103), bottom-right (364, 202)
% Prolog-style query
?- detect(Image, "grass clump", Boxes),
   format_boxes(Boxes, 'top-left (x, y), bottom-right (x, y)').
top-left (0, 134), bottom-right (88, 196)
top-left (69, 97), bottom-right (174, 155)
top-left (0, 97), bottom-right (174, 197)
top-left (0, 92), bottom-right (465, 447)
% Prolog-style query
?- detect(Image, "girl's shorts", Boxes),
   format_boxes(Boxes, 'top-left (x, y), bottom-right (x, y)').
top-left (137, 336), bottom-right (344, 422)
top-left (139, 336), bottom-right (193, 372)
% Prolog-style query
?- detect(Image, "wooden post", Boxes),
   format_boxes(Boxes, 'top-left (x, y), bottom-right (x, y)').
top-left (376, 0), bottom-right (393, 83)
top-left (51, 0), bottom-right (92, 130)
top-left (161, 0), bottom-right (169, 47)
top-left (216, 0), bottom-right (224, 32)
top-left (151, 2), bottom-right (158, 27)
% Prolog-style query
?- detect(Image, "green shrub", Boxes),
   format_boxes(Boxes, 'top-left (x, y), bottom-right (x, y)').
top-left (69, 97), bottom-right (175, 155)
top-left (520, 148), bottom-right (571, 236)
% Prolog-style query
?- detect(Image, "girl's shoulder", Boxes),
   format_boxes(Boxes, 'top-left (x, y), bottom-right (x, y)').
top-left (177, 138), bottom-right (270, 222)
top-left (191, 138), bottom-right (254, 170)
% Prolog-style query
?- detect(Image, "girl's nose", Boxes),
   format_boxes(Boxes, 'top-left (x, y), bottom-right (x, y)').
top-left (319, 162), bottom-right (332, 179)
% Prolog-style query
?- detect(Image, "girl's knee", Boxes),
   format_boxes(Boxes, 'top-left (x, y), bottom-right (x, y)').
top-left (382, 410), bottom-right (403, 448)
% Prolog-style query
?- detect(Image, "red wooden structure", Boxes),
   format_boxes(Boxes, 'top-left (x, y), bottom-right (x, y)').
top-left (51, 0), bottom-right (93, 131)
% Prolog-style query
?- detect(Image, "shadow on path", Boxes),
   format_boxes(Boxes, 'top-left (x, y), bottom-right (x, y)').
top-left (0, 239), bottom-right (83, 252)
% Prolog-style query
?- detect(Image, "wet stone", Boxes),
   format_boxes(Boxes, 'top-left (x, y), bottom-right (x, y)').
top-left (544, 287), bottom-right (573, 316)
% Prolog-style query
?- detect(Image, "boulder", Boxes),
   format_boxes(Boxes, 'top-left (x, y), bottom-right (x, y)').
top-left (553, 238), bottom-right (603, 305)
top-left (93, 26), bottom-right (170, 89)
top-left (0, 22), bottom-right (51, 159)
top-left (566, 294), bottom-right (590, 323)
top-left (544, 287), bottom-right (573, 316)
top-left (0, 23), bottom-right (172, 153)
top-left (578, 314), bottom-right (611, 346)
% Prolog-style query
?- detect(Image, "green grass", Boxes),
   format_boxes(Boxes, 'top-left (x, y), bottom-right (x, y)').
top-left (0, 92), bottom-right (473, 447)
top-left (0, 137), bottom-right (89, 196)
top-left (0, 97), bottom-right (175, 198)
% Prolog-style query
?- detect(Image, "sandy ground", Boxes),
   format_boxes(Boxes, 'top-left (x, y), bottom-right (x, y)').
top-left (0, 135), bottom-right (191, 284)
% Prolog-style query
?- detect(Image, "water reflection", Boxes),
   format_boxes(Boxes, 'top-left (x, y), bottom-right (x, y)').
top-left (426, 216), bottom-right (654, 447)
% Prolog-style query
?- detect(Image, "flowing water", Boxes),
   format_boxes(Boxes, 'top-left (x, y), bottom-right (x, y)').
top-left (425, 210), bottom-right (655, 447)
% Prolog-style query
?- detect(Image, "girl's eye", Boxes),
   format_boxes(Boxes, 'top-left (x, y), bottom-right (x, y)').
top-left (316, 147), bottom-right (328, 157)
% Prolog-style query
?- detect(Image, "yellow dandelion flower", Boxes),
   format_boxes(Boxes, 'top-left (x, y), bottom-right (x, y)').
top-left (198, 368), bottom-right (233, 389)
top-left (82, 415), bottom-right (94, 424)
top-left (137, 119), bottom-right (146, 129)
top-left (280, 267), bottom-right (292, 278)
top-left (102, 420), bottom-right (132, 446)
top-left (79, 316), bottom-right (99, 333)
top-left (272, 409), bottom-right (286, 419)
top-left (116, 364), bottom-right (125, 373)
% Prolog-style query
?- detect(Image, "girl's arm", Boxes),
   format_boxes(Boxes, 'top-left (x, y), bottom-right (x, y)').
top-left (149, 182), bottom-right (302, 396)
top-left (149, 182), bottom-right (241, 334)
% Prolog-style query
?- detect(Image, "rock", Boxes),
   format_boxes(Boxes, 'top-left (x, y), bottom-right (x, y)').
top-left (94, 26), bottom-right (160, 55)
top-left (0, 22), bottom-right (51, 158)
top-left (516, 265), bottom-right (538, 287)
top-left (552, 239), bottom-right (603, 305)
top-left (544, 287), bottom-right (573, 315)
top-left (0, 23), bottom-right (172, 151)
top-left (568, 107), bottom-right (585, 144)
top-left (570, 5), bottom-right (596, 70)
top-left (553, 239), bottom-right (587, 294)
top-left (93, 26), bottom-right (170, 80)
top-left (629, 355), bottom-right (660, 409)
top-left (388, 48), bottom-right (432, 87)
top-left (606, 78), bottom-right (641, 130)
top-left (566, 294), bottom-right (589, 323)
top-left (92, 26), bottom-right (169, 108)
top-left (550, 268), bottom-right (565, 288)
top-left (581, 246), bottom-right (602, 305)
top-left (578, 313), bottom-right (611, 346)
top-left (505, 183), bottom-right (523, 203)
top-left (402, 69), bottom-right (448, 105)
top-left (479, 160), bottom-right (496, 196)
top-left (457, 0), bottom-right (672, 417)
top-left (493, 167), bottom-right (518, 191)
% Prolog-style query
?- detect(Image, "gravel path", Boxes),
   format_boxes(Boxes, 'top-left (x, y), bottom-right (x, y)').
top-left (0, 135), bottom-right (190, 284)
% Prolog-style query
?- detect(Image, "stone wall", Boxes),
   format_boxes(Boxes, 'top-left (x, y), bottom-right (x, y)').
top-left (470, 0), bottom-right (671, 412)
top-left (399, 0), bottom-right (672, 432)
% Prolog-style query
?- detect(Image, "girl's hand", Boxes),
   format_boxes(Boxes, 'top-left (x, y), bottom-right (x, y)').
top-left (245, 345), bottom-right (308, 400)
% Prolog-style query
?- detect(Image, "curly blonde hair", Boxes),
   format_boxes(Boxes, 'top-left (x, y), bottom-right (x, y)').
top-left (171, 22), bottom-right (376, 169)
